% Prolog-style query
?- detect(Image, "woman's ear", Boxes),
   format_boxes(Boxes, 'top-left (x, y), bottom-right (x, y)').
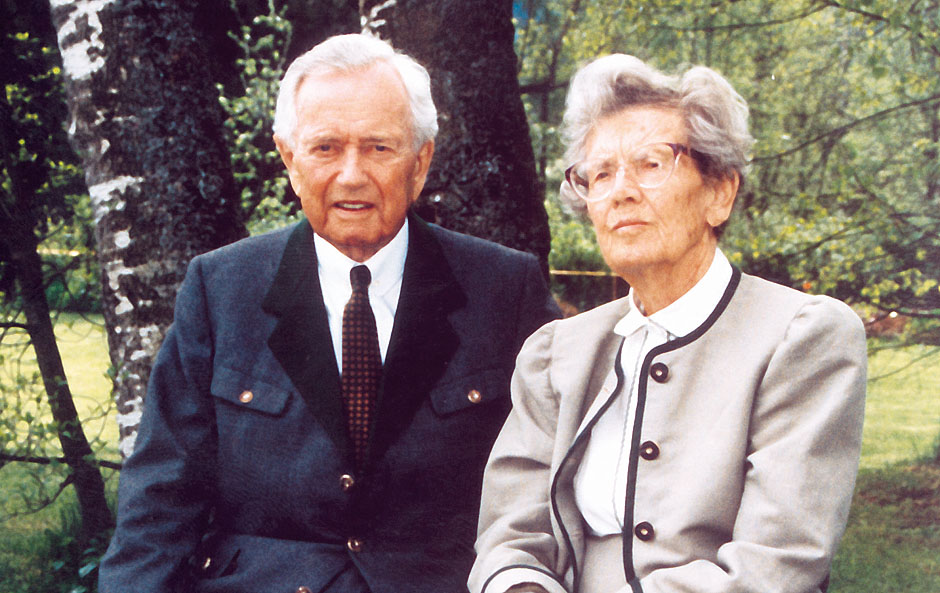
top-left (706, 172), bottom-right (739, 228)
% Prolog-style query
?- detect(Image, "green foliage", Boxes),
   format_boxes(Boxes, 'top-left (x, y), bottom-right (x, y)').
top-left (517, 0), bottom-right (940, 329)
top-left (218, 0), bottom-right (302, 235)
top-left (1, 30), bottom-right (100, 313)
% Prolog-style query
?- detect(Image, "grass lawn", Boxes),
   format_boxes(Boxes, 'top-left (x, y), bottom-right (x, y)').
top-left (0, 320), bottom-right (938, 591)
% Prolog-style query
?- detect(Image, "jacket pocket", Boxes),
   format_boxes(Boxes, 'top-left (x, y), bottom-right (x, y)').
top-left (428, 367), bottom-right (509, 417)
top-left (210, 365), bottom-right (291, 416)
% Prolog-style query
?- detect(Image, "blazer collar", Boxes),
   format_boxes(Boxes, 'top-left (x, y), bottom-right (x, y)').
top-left (262, 222), bottom-right (347, 459)
top-left (369, 212), bottom-right (465, 463)
top-left (260, 214), bottom-right (466, 469)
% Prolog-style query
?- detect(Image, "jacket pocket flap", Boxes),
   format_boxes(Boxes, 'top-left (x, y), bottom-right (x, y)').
top-left (210, 366), bottom-right (291, 416)
top-left (429, 368), bottom-right (508, 416)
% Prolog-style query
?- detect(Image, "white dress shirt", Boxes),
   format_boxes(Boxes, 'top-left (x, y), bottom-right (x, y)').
top-left (573, 248), bottom-right (733, 536)
top-left (313, 219), bottom-right (408, 370)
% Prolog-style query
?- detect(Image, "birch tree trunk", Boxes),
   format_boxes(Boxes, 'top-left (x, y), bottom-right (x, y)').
top-left (360, 0), bottom-right (552, 274)
top-left (49, 0), bottom-right (246, 457)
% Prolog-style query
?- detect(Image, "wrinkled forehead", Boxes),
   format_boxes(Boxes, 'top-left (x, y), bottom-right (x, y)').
top-left (584, 105), bottom-right (686, 158)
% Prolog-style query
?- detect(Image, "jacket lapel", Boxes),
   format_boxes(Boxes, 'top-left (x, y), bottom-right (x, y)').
top-left (368, 214), bottom-right (464, 464)
top-left (261, 222), bottom-right (348, 460)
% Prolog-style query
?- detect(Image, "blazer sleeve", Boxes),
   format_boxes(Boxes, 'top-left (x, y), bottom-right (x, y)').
top-left (98, 257), bottom-right (218, 593)
top-left (635, 296), bottom-right (867, 593)
top-left (470, 322), bottom-right (571, 593)
top-left (513, 256), bottom-right (563, 352)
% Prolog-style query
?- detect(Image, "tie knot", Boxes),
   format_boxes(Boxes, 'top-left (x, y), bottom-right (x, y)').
top-left (350, 265), bottom-right (371, 292)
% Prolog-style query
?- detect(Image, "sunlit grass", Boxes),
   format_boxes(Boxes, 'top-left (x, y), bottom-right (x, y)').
top-left (862, 343), bottom-right (940, 469)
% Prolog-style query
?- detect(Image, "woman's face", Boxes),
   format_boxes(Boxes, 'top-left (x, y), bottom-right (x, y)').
top-left (583, 106), bottom-right (736, 285)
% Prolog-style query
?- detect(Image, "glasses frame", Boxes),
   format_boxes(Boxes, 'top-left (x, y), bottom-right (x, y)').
top-left (564, 142), bottom-right (692, 203)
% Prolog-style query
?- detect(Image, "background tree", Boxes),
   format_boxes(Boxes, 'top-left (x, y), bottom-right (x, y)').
top-left (0, 3), bottom-right (112, 548)
top-left (49, 0), bottom-right (247, 457)
top-left (360, 0), bottom-right (553, 271)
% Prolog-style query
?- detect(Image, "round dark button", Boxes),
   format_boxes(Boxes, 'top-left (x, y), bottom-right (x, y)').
top-left (639, 441), bottom-right (660, 460)
top-left (650, 362), bottom-right (669, 383)
top-left (339, 474), bottom-right (355, 492)
top-left (634, 521), bottom-right (655, 541)
top-left (347, 537), bottom-right (363, 552)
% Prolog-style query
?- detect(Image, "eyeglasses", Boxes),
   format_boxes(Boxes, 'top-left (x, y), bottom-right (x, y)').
top-left (564, 142), bottom-right (691, 202)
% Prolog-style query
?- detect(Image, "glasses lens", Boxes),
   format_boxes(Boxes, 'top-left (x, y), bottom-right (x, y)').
top-left (568, 160), bottom-right (617, 201)
top-left (565, 143), bottom-right (680, 201)
top-left (631, 144), bottom-right (677, 188)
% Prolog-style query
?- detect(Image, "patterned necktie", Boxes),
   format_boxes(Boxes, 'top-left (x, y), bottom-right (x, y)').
top-left (341, 265), bottom-right (382, 470)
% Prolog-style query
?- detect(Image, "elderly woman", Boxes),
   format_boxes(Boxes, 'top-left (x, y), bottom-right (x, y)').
top-left (469, 55), bottom-right (867, 593)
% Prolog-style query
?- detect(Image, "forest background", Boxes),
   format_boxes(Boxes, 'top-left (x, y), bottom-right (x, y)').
top-left (1, 0), bottom-right (938, 592)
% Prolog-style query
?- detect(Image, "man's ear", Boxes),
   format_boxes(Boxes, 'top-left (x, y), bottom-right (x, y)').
top-left (706, 172), bottom-right (739, 229)
top-left (410, 140), bottom-right (435, 202)
top-left (273, 134), bottom-right (294, 170)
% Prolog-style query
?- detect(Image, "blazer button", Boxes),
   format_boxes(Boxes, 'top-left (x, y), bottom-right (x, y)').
top-left (649, 362), bottom-right (669, 383)
top-left (639, 441), bottom-right (660, 460)
top-left (634, 521), bottom-right (655, 541)
top-left (296, 588), bottom-right (312, 593)
top-left (339, 474), bottom-right (355, 492)
top-left (467, 389), bottom-right (482, 404)
top-left (347, 537), bottom-right (363, 552)
top-left (238, 390), bottom-right (254, 403)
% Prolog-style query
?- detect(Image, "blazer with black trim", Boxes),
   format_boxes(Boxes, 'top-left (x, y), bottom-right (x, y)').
top-left (470, 269), bottom-right (867, 593)
top-left (98, 213), bottom-right (561, 593)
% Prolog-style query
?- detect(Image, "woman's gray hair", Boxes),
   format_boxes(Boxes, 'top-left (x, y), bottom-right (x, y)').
top-left (559, 54), bottom-right (753, 211)
top-left (273, 34), bottom-right (438, 152)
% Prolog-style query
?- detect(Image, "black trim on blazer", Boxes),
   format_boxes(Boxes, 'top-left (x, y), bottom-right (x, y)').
top-left (620, 266), bottom-right (743, 584)
top-left (482, 564), bottom-right (570, 593)
top-left (550, 339), bottom-right (627, 593)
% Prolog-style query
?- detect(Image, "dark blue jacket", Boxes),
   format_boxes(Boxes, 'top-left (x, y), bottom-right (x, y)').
top-left (98, 215), bottom-right (560, 593)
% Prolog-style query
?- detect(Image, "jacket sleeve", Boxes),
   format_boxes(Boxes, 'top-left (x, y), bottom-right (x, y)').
top-left (98, 257), bottom-right (218, 593)
top-left (469, 322), bottom-right (571, 593)
top-left (513, 255), bottom-right (562, 352)
top-left (634, 296), bottom-right (867, 593)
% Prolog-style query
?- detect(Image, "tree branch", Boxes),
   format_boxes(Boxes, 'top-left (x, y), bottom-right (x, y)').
top-left (0, 453), bottom-right (122, 471)
top-left (752, 93), bottom-right (940, 162)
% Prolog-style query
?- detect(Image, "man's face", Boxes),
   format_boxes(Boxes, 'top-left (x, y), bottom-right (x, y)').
top-left (275, 62), bottom-right (434, 262)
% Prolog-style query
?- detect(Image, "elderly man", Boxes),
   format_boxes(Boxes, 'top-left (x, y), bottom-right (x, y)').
top-left (98, 34), bottom-right (560, 593)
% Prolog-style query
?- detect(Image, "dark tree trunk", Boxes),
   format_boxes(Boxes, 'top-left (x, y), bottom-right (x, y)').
top-left (361, 0), bottom-right (553, 276)
top-left (49, 0), bottom-right (246, 456)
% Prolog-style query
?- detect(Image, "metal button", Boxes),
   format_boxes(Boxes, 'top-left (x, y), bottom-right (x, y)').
top-left (201, 556), bottom-right (212, 571)
top-left (639, 441), bottom-right (660, 460)
top-left (296, 587), bottom-right (312, 593)
top-left (467, 389), bottom-right (482, 404)
top-left (340, 474), bottom-right (355, 492)
top-left (650, 362), bottom-right (669, 383)
top-left (238, 390), bottom-right (254, 403)
top-left (347, 537), bottom-right (363, 552)
top-left (634, 521), bottom-right (655, 541)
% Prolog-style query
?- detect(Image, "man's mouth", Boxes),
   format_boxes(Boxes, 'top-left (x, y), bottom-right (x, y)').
top-left (336, 202), bottom-right (372, 211)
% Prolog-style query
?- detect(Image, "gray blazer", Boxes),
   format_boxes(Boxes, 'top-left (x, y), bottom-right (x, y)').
top-left (470, 269), bottom-right (867, 593)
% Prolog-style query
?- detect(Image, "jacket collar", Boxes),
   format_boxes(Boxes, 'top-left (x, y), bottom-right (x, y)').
top-left (260, 213), bottom-right (465, 468)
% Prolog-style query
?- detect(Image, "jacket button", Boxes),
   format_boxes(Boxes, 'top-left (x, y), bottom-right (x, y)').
top-left (347, 537), bottom-right (363, 552)
top-left (238, 390), bottom-right (254, 403)
top-left (296, 588), bottom-right (312, 593)
top-left (649, 363), bottom-right (669, 383)
top-left (467, 389), bottom-right (482, 404)
top-left (639, 441), bottom-right (660, 460)
top-left (634, 521), bottom-right (655, 541)
top-left (339, 474), bottom-right (355, 492)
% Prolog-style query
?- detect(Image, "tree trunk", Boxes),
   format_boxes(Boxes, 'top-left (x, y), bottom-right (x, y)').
top-left (49, 0), bottom-right (246, 457)
top-left (361, 0), bottom-right (553, 276)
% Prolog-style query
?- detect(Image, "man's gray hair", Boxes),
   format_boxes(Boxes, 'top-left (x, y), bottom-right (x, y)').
top-left (273, 34), bottom-right (438, 152)
top-left (562, 53), bottom-right (753, 181)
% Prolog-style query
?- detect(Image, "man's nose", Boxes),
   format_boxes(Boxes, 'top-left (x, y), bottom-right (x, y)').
top-left (336, 147), bottom-right (368, 186)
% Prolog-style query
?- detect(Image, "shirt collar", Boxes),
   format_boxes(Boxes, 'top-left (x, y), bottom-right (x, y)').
top-left (313, 218), bottom-right (409, 299)
top-left (613, 248), bottom-right (732, 340)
